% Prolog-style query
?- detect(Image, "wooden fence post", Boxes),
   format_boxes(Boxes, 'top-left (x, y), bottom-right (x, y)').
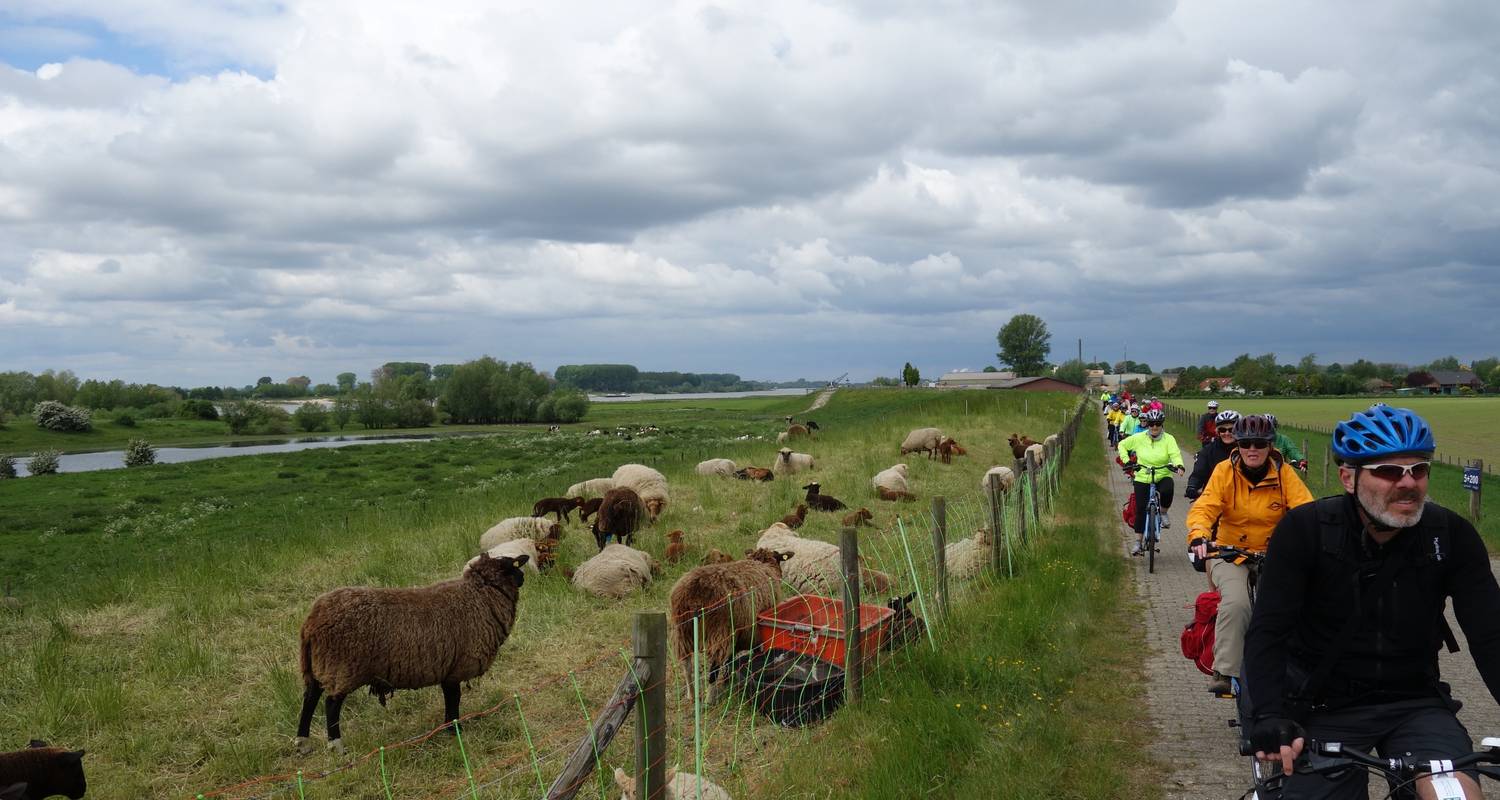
top-left (988, 474), bottom-right (1005, 572)
top-left (547, 656), bottom-right (648, 800)
top-left (1473, 460), bottom-right (1485, 523)
top-left (1013, 458), bottom-right (1028, 544)
top-left (840, 527), bottom-right (863, 704)
top-left (932, 497), bottom-right (948, 619)
top-left (1025, 450), bottom-right (1040, 528)
top-left (633, 612), bottom-right (667, 800)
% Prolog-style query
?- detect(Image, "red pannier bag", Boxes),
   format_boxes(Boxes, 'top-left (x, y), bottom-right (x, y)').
top-left (1180, 591), bottom-right (1220, 676)
top-left (1121, 493), bottom-right (1137, 527)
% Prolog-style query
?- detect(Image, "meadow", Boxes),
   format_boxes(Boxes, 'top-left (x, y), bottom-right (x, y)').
top-left (0, 388), bottom-right (1153, 799)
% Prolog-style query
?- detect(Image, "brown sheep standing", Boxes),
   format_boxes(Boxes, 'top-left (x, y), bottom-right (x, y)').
top-left (665, 530), bottom-right (686, 564)
top-left (1008, 433), bottom-right (1038, 460)
top-left (294, 553), bottom-right (529, 754)
top-left (778, 503), bottom-right (808, 530)
top-left (668, 549), bottom-right (792, 689)
top-left (842, 507), bottom-right (874, 527)
top-left (592, 487), bottom-right (645, 550)
top-left (578, 497), bottom-right (604, 523)
top-left (936, 438), bottom-right (966, 464)
top-left (531, 496), bottom-right (584, 522)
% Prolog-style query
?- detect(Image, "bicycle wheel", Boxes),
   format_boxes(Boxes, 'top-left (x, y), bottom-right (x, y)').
top-left (1146, 506), bottom-right (1158, 573)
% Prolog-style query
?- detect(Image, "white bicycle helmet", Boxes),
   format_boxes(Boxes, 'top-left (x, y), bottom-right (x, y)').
top-left (1214, 410), bottom-right (1241, 425)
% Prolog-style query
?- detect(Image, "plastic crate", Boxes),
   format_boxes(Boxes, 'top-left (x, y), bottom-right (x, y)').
top-left (729, 648), bottom-right (844, 727)
top-left (756, 594), bottom-right (895, 667)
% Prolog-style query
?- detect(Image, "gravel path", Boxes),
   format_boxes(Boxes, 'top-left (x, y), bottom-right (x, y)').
top-left (1099, 415), bottom-right (1500, 798)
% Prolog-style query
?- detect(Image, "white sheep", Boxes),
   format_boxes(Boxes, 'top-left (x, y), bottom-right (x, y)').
top-left (899, 427), bottom-right (944, 457)
top-left (479, 517), bottom-right (562, 551)
top-left (567, 477), bottom-right (616, 498)
top-left (979, 466), bottom-right (1016, 492)
top-left (755, 524), bottom-right (891, 594)
top-left (614, 767), bottom-right (732, 800)
top-left (871, 464), bottom-right (911, 494)
top-left (944, 528), bottom-right (993, 580)
top-left (1024, 442), bottom-right (1045, 465)
top-left (771, 448), bottom-right (814, 476)
top-left (572, 543), bottom-right (658, 599)
top-left (694, 458), bottom-right (737, 477)
top-left (471, 539), bottom-right (544, 573)
top-left (1043, 434), bottom-right (1060, 449)
top-left (612, 464), bottom-right (669, 520)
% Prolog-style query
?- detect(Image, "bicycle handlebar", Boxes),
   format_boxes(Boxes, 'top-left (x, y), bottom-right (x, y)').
top-left (1301, 738), bottom-right (1500, 778)
top-left (1205, 545), bottom-right (1264, 565)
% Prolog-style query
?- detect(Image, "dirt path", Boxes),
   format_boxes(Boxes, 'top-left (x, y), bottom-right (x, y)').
top-left (1100, 414), bottom-right (1500, 799)
top-left (803, 387), bottom-right (835, 413)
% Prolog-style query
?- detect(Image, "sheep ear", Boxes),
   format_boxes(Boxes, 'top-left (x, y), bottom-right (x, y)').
top-left (68, 749), bottom-right (85, 760)
top-left (613, 767), bottom-right (631, 792)
top-left (779, 551), bottom-right (793, 562)
top-left (27, 739), bottom-right (47, 748)
top-left (513, 554), bottom-right (530, 567)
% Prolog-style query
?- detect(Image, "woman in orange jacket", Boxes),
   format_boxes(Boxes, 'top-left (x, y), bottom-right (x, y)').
top-left (1185, 414), bottom-right (1315, 694)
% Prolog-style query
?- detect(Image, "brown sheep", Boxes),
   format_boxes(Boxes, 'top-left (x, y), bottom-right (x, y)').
top-left (875, 485), bottom-right (916, 502)
top-left (592, 487), bottom-right (645, 550)
top-left (665, 530), bottom-right (686, 564)
top-left (294, 553), bottom-right (529, 754)
top-left (531, 496), bottom-right (584, 522)
top-left (936, 438), bottom-right (966, 464)
top-left (1008, 433), bottom-right (1038, 460)
top-left (802, 482), bottom-right (847, 512)
top-left (578, 497), bottom-right (604, 523)
top-left (0, 740), bottom-right (86, 800)
top-left (841, 507), bottom-right (874, 527)
top-left (778, 503), bottom-right (808, 530)
top-left (668, 548), bottom-right (792, 688)
top-left (733, 466), bottom-right (774, 482)
top-left (700, 549), bottom-right (734, 565)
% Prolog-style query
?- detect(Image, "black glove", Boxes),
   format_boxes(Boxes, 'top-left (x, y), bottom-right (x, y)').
top-left (1248, 716), bottom-right (1305, 754)
top-left (1184, 488), bottom-right (1200, 500)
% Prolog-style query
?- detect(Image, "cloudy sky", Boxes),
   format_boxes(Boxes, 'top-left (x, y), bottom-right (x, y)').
top-left (1, 1), bottom-right (1497, 387)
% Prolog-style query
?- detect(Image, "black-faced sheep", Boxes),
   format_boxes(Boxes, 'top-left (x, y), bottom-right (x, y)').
top-left (531, 496), bottom-right (584, 522)
top-left (0, 740), bottom-right (86, 800)
top-left (804, 420), bottom-right (820, 431)
top-left (733, 466), bottom-right (774, 482)
top-left (294, 553), bottom-right (528, 754)
top-left (614, 766), bottom-right (733, 800)
top-left (592, 487), bottom-right (646, 550)
top-left (899, 427), bottom-right (944, 458)
top-left (772, 448), bottom-right (814, 475)
top-left (882, 593), bottom-right (927, 652)
top-left (668, 548), bottom-right (791, 687)
top-left (611, 464), bottom-right (669, 521)
top-left (572, 543), bottom-right (658, 599)
top-left (802, 482), bottom-right (847, 512)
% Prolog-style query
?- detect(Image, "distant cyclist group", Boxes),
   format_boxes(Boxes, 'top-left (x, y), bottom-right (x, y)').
top-left (1099, 394), bottom-right (1500, 799)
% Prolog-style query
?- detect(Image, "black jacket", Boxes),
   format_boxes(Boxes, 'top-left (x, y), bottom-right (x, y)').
top-left (1185, 438), bottom-right (1233, 499)
top-left (1245, 495), bottom-right (1500, 719)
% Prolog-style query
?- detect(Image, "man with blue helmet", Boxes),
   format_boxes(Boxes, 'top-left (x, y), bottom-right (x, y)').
top-left (1242, 406), bottom-right (1500, 798)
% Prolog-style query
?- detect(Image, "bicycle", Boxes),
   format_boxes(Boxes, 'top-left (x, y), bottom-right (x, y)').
top-left (1239, 736), bottom-right (1500, 800)
top-left (1122, 458), bottom-right (1178, 574)
top-left (1206, 546), bottom-right (1271, 791)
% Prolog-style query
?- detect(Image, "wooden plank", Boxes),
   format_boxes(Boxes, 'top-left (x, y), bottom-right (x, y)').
top-left (545, 661), bottom-right (650, 800)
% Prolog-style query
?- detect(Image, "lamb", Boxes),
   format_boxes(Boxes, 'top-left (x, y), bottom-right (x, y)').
top-left (479, 517), bottom-right (563, 551)
top-left (295, 553), bottom-right (528, 754)
top-left (772, 448), bottom-right (814, 476)
top-left (944, 528), bottom-right (993, 580)
top-left (695, 458), bottom-right (737, 477)
top-left (592, 487), bottom-right (646, 550)
top-left (0, 740), bottom-right (86, 800)
top-left (612, 464), bottom-right (669, 521)
top-left (778, 504), bottom-right (808, 530)
top-left (668, 548), bottom-right (791, 687)
top-left (665, 530), bottom-right (686, 564)
top-left (883, 593), bottom-right (928, 652)
top-left (614, 767), bottom-right (733, 800)
top-left (756, 523), bottom-right (892, 594)
top-left (700, 549), bottom-right (734, 565)
top-left (572, 543), bottom-right (657, 600)
top-left (775, 423), bottom-right (811, 444)
top-left (566, 477), bottom-right (616, 498)
top-left (802, 482), bottom-right (848, 512)
top-left (1008, 433), bottom-right (1039, 460)
top-left (935, 437), bottom-right (966, 464)
top-left (979, 466), bottom-right (1017, 492)
top-left (899, 427), bottom-right (945, 458)
top-left (479, 537), bottom-right (558, 573)
top-left (579, 497), bottom-right (604, 523)
top-left (841, 507), bottom-right (874, 528)
top-left (532, 496), bottom-right (584, 522)
top-left (876, 485), bottom-right (916, 502)
top-left (733, 466), bottom-right (774, 482)
top-left (870, 464), bottom-right (914, 501)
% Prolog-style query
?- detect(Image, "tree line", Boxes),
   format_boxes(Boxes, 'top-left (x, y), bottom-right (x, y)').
top-left (552, 364), bottom-right (785, 393)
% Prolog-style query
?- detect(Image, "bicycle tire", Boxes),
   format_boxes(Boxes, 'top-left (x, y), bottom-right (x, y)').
top-left (1147, 515), bottom-right (1156, 573)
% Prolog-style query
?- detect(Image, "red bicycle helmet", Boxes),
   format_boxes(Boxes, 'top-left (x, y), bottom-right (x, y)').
top-left (1232, 414), bottom-right (1275, 441)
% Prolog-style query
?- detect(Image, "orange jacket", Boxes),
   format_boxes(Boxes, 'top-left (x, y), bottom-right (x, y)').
top-left (1186, 453), bottom-right (1315, 554)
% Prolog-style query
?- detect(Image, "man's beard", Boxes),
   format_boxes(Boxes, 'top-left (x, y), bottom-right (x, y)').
top-left (1357, 478), bottom-right (1427, 528)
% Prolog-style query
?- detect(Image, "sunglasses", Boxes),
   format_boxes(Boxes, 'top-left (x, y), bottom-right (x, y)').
top-left (1360, 462), bottom-right (1432, 481)
top-left (1216, 426), bottom-right (1234, 433)
top-left (1237, 439), bottom-right (1271, 450)
top-left (1147, 422), bottom-right (1163, 428)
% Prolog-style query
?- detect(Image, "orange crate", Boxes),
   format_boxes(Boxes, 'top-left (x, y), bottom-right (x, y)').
top-left (756, 594), bottom-right (895, 667)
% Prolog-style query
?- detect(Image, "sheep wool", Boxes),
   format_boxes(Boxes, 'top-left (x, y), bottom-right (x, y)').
top-left (614, 767), bottom-right (733, 800)
top-left (566, 477), bottom-right (616, 498)
top-left (979, 466), bottom-right (1017, 493)
top-left (944, 529), bottom-right (993, 580)
top-left (479, 516), bottom-right (561, 551)
top-left (477, 539), bottom-right (543, 573)
top-left (870, 464), bottom-right (911, 494)
top-left (572, 543), bottom-right (657, 600)
top-left (899, 427), bottom-right (944, 456)
top-left (612, 464), bottom-right (670, 520)
top-left (1043, 434), bottom-right (1060, 449)
top-left (694, 458), bottom-right (737, 477)
top-left (1025, 443), bottom-right (1045, 465)
top-left (0, 742), bottom-right (86, 800)
top-left (771, 448), bottom-right (814, 475)
top-left (755, 524), bottom-right (891, 594)
top-left (668, 549), bottom-right (788, 686)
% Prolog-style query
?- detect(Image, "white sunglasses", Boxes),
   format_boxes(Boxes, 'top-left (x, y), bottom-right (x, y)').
top-left (1359, 462), bottom-right (1432, 481)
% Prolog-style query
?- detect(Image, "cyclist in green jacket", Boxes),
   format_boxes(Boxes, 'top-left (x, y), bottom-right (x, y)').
top-left (1264, 414), bottom-right (1308, 469)
top-left (1117, 409), bottom-right (1186, 555)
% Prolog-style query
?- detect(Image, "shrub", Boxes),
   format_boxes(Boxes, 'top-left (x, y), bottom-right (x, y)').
top-left (32, 400), bottom-right (92, 432)
top-left (115, 412), bottom-right (137, 427)
top-left (0, 455), bottom-right (15, 479)
top-left (293, 402), bottom-right (330, 432)
top-left (124, 439), bottom-right (157, 467)
top-left (28, 449), bottom-right (62, 475)
top-left (179, 399), bottom-right (220, 421)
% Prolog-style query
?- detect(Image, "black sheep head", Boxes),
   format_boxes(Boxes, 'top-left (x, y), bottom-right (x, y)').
top-left (468, 552), bottom-right (528, 589)
top-left (801, 482), bottom-right (821, 495)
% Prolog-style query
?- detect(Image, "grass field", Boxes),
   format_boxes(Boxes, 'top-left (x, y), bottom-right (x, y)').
top-left (1, 388), bottom-right (1136, 799)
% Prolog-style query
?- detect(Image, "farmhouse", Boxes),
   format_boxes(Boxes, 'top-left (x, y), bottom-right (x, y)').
top-left (1429, 370), bottom-right (1483, 395)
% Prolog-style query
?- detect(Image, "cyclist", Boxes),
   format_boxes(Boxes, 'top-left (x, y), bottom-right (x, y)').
top-left (1197, 400), bottom-right (1222, 444)
top-left (1184, 409), bottom-right (1240, 501)
top-left (1120, 405), bottom-right (1143, 438)
top-left (1117, 409), bottom-right (1185, 556)
top-left (1243, 406), bottom-right (1500, 797)
top-left (1264, 413), bottom-right (1309, 470)
top-left (1106, 402), bottom-right (1124, 445)
top-left (1186, 414), bottom-right (1314, 694)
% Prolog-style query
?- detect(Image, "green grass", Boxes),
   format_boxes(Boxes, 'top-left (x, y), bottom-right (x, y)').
top-left (2, 388), bottom-right (1109, 799)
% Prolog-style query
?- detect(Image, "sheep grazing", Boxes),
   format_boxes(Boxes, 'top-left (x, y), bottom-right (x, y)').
top-left (871, 464), bottom-right (915, 501)
top-left (531, 496), bottom-right (584, 522)
top-left (592, 487), bottom-right (646, 550)
top-left (665, 530), bottom-right (686, 564)
top-left (778, 503), bottom-right (808, 530)
top-left (566, 477), bottom-right (616, 498)
top-left (936, 437), bottom-right (966, 464)
top-left (572, 543), bottom-right (658, 599)
top-left (695, 458), bottom-right (738, 477)
top-left (944, 528), bottom-right (993, 580)
top-left (578, 497), bottom-right (604, 523)
top-left (772, 448), bottom-right (814, 476)
top-left (295, 553), bottom-right (529, 755)
top-left (479, 537), bottom-right (558, 573)
top-left (756, 523), bottom-right (892, 595)
top-left (979, 466), bottom-right (1017, 493)
top-left (802, 482), bottom-right (848, 512)
top-left (1007, 433), bottom-right (1039, 460)
top-left (775, 423), bottom-right (811, 444)
top-left (733, 466), bottom-right (774, 482)
top-left (0, 740), bottom-right (86, 800)
top-left (841, 507), bottom-right (874, 528)
top-left (614, 767), bottom-right (733, 800)
top-left (479, 517), bottom-right (562, 551)
top-left (668, 548), bottom-right (791, 687)
top-left (899, 427), bottom-right (945, 459)
top-left (612, 464), bottom-right (670, 521)
top-left (700, 549), bottom-right (734, 565)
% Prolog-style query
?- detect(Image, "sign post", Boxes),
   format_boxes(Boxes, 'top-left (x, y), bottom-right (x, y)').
top-left (1464, 461), bottom-right (1483, 522)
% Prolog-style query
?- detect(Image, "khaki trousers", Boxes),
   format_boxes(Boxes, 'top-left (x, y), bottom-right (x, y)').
top-left (1208, 559), bottom-right (1252, 678)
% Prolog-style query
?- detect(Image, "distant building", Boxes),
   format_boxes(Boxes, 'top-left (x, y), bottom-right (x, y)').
top-left (1098, 373), bottom-right (1154, 390)
top-left (934, 371), bottom-right (1082, 393)
top-left (1364, 378), bottom-right (1395, 393)
top-left (1198, 377), bottom-right (1242, 394)
top-left (1429, 370), bottom-right (1482, 395)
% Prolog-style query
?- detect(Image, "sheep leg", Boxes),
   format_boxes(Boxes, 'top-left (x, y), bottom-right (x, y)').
top-left (441, 681), bottom-right (462, 734)
top-left (325, 693), bottom-right (347, 754)
top-left (295, 681), bottom-right (324, 753)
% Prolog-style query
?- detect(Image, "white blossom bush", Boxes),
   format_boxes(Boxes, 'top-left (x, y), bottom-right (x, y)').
top-left (27, 449), bottom-right (62, 475)
top-left (124, 439), bottom-right (157, 467)
top-left (32, 401), bottom-right (93, 432)
top-left (0, 455), bottom-right (15, 479)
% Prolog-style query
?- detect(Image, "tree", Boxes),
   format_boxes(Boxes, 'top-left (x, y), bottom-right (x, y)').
top-left (982, 365), bottom-right (998, 373)
top-left (996, 314), bottom-right (1051, 376)
top-left (1053, 359), bottom-right (1087, 387)
top-left (901, 362), bottom-right (921, 387)
top-left (257, 376), bottom-right (273, 386)
top-left (286, 376), bottom-right (312, 394)
top-left (312, 383), bottom-right (337, 396)
top-left (331, 394), bottom-right (354, 430)
top-left (1489, 365), bottom-right (1500, 388)
top-left (1405, 371), bottom-right (1437, 390)
top-left (870, 376), bottom-right (901, 387)
top-left (1426, 355), bottom-right (1461, 372)
top-left (336, 372), bottom-right (357, 394)
top-left (293, 402), bottom-right (330, 432)
top-left (1472, 357), bottom-right (1499, 382)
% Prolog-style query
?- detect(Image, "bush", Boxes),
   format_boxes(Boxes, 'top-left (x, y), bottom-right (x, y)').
top-left (0, 455), bottom-right (15, 479)
top-left (124, 439), bottom-right (157, 467)
top-left (293, 402), bottom-right (330, 432)
top-left (179, 399), bottom-right (220, 421)
top-left (114, 412), bottom-right (137, 427)
top-left (32, 400), bottom-right (92, 432)
top-left (28, 449), bottom-right (62, 475)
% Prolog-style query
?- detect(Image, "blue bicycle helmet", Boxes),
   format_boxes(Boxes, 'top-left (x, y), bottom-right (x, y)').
top-left (1331, 406), bottom-right (1435, 462)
